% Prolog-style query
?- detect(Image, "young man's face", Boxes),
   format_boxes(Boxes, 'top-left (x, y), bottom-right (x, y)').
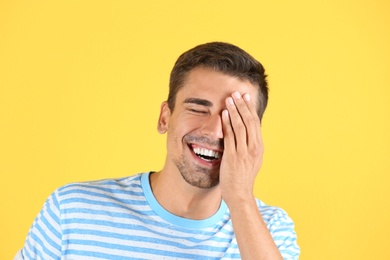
top-left (158, 67), bottom-right (259, 189)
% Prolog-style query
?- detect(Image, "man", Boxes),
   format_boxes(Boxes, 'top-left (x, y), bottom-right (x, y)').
top-left (15, 42), bottom-right (300, 259)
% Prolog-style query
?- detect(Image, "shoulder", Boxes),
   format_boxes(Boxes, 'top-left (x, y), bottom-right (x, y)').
top-left (52, 173), bottom-right (146, 205)
top-left (58, 173), bottom-right (143, 193)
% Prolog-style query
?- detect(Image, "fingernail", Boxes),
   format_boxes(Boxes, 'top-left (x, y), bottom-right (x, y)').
top-left (227, 97), bottom-right (234, 105)
top-left (243, 93), bottom-right (251, 101)
top-left (233, 91), bottom-right (242, 99)
top-left (223, 109), bottom-right (229, 118)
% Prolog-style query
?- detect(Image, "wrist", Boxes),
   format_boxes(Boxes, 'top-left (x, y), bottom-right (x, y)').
top-left (225, 193), bottom-right (257, 212)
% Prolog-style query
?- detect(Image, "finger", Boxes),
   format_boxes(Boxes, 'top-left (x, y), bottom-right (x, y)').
top-left (242, 93), bottom-right (261, 138)
top-left (226, 94), bottom-right (247, 153)
top-left (242, 93), bottom-right (260, 120)
top-left (221, 109), bottom-right (236, 153)
top-left (242, 93), bottom-right (264, 153)
top-left (231, 91), bottom-right (256, 142)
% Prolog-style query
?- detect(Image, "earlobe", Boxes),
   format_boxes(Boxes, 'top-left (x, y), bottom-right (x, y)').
top-left (157, 101), bottom-right (171, 134)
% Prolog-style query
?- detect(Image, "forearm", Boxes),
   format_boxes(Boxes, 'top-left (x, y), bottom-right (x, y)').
top-left (221, 92), bottom-right (284, 259)
top-left (229, 197), bottom-right (283, 260)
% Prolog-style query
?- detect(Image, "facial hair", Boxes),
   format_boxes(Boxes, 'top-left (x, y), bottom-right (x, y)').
top-left (173, 134), bottom-right (223, 189)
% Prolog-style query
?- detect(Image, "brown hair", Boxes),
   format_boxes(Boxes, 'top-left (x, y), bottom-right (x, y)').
top-left (168, 42), bottom-right (269, 120)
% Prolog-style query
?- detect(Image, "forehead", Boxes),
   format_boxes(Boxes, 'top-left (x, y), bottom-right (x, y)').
top-left (177, 67), bottom-right (259, 106)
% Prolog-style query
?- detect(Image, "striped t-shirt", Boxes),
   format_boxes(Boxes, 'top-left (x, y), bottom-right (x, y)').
top-left (16, 172), bottom-right (300, 259)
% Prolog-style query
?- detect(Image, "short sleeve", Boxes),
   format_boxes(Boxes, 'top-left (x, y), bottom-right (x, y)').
top-left (267, 208), bottom-right (300, 259)
top-left (16, 190), bottom-right (62, 260)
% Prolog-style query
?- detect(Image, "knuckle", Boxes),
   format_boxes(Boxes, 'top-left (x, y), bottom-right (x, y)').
top-left (247, 117), bottom-right (257, 126)
top-left (250, 143), bottom-right (264, 157)
top-left (252, 115), bottom-right (260, 125)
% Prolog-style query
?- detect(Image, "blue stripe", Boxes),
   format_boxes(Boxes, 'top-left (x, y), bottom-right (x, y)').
top-left (66, 239), bottom-right (224, 259)
top-left (64, 249), bottom-right (146, 260)
top-left (222, 251), bottom-right (241, 258)
top-left (63, 218), bottom-right (233, 244)
top-left (25, 239), bottom-right (42, 260)
top-left (63, 207), bottom-right (234, 237)
top-left (60, 176), bottom-right (142, 192)
top-left (36, 216), bottom-right (61, 251)
top-left (61, 197), bottom-right (148, 207)
top-left (61, 184), bottom-right (144, 197)
top-left (51, 191), bottom-right (60, 210)
top-left (280, 248), bottom-right (300, 257)
top-left (63, 228), bottom-right (232, 252)
top-left (272, 236), bottom-right (298, 242)
top-left (273, 226), bottom-right (296, 232)
top-left (43, 206), bottom-right (61, 240)
top-left (61, 187), bottom-right (147, 203)
top-left (30, 229), bottom-right (58, 259)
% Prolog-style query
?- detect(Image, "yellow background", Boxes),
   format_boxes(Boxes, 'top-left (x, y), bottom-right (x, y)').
top-left (1, 1), bottom-right (389, 259)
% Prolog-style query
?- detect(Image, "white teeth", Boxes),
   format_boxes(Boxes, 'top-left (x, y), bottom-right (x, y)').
top-left (193, 147), bottom-right (221, 159)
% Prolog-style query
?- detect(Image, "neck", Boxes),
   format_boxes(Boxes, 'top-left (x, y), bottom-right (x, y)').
top-left (149, 170), bottom-right (222, 220)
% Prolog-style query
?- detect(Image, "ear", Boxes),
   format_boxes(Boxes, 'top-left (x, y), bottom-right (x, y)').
top-left (157, 101), bottom-right (171, 134)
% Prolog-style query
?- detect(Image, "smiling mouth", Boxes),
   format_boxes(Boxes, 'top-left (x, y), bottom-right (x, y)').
top-left (190, 144), bottom-right (223, 162)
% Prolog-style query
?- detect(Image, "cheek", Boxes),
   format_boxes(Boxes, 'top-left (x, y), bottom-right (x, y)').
top-left (170, 116), bottom-right (203, 137)
top-left (166, 125), bottom-right (186, 152)
top-left (166, 114), bottom-right (206, 152)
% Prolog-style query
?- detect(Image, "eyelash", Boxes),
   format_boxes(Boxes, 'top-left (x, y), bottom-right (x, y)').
top-left (189, 109), bottom-right (207, 114)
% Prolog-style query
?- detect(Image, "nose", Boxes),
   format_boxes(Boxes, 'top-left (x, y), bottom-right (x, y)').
top-left (200, 114), bottom-right (224, 140)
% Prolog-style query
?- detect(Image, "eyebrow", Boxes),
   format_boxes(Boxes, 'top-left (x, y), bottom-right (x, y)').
top-left (183, 98), bottom-right (213, 107)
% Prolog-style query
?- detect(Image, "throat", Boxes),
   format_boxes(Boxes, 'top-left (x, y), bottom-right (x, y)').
top-left (150, 171), bottom-right (222, 220)
top-left (173, 194), bottom-right (223, 220)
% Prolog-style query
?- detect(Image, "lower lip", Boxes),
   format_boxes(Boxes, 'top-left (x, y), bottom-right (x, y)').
top-left (188, 145), bottom-right (222, 167)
